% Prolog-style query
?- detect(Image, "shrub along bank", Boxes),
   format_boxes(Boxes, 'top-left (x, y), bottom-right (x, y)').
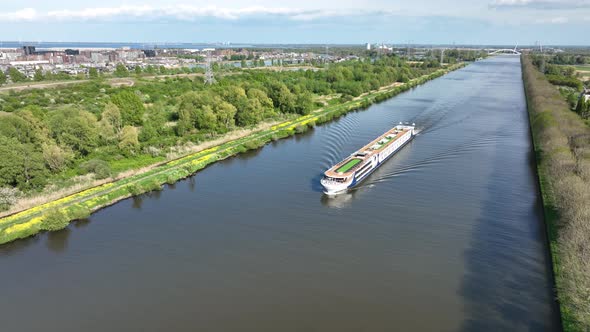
top-left (522, 55), bottom-right (590, 331)
top-left (0, 63), bottom-right (466, 245)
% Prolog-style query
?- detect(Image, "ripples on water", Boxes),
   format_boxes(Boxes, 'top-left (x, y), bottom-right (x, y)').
top-left (0, 56), bottom-right (560, 332)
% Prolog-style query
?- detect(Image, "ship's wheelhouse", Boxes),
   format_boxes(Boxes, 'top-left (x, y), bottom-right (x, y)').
top-left (322, 175), bottom-right (348, 183)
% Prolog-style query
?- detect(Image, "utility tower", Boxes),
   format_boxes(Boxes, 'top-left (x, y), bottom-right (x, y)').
top-left (205, 50), bottom-right (215, 85)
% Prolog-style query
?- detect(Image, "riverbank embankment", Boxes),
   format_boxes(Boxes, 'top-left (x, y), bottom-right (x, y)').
top-left (522, 55), bottom-right (590, 331)
top-left (0, 63), bottom-right (466, 245)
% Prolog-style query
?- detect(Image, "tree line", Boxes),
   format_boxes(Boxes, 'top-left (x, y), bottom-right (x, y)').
top-left (523, 55), bottom-right (590, 330)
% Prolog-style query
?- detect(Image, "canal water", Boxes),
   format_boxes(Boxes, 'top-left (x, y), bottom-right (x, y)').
top-left (0, 56), bottom-right (560, 331)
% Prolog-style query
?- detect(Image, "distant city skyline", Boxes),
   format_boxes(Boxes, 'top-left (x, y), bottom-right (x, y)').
top-left (1, 1), bottom-right (589, 45)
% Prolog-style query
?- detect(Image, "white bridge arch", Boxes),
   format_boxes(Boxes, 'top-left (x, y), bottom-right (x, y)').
top-left (488, 48), bottom-right (521, 55)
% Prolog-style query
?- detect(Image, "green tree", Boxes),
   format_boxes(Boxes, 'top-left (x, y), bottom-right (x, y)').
top-left (294, 91), bottom-right (313, 115)
top-left (177, 91), bottom-right (217, 133)
top-left (18, 143), bottom-right (47, 189)
top-left (139, 107), bottom-right (167, 142)
top-left (176, 108), bottom-right (194, 136)
top-left (193, 105), bottom-right (218, 131)
top-left (114, 63), bottom-right (129, 77)
top-left (247, 89), bottom-right (274, 109)
top-left (42, 144), bottom-right (72, 173)
top-left (88, 67), bottom-right (99, 79)
top-left (15, 109), bottom-right (50, 141)
top-left (8, 67), bottom-right (27, 83)
top-left (215, 102), bottom-right (237, 131)
top-left (0, 137), bottom-right (47, 189)
top-left (134, 66), bottom-right (142, 76)
top-left (40, 209), bottom-right (69, 231)
top-left (118, 126), bottom-right (140, 151)
top-left (80, 159), bottom-right (112, 179)
top-left (110, 91), bottom-right (145, 126)
top-left (49, 109), bottom-right (99, 155)
top-left (235, 88), bottom-right (274, 126)
top-left (98, 102), bottom-right (123, 141)
top-left (34, 69), bottom-right (44, 81)
top-left (236, 97), bottom-right (263, 126)
top-left (176, 91), bottom-right (239, 132)
top-left (0, 114), bottom-right (38, 144)
top-left (267, 82), bottom-right (296, 113)
top-left (241, 59), bottom-right (247, 68)
top-left (220, 86), bottom-right (247, 105)
top-left (0, 70), bottom-right (6, 85)
top-left (0, 137), bottom-right (24, 187)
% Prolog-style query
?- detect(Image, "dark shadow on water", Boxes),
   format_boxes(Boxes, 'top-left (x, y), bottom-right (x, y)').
top-left (0, 234), bottom-right (41, 256)
top-left (73, 218), bottom-right (91, 228)
top-left (235, 146), bottom-right (263, 160)
top-left (187, 177), bottom-right (196, 192)
top-left (132, 195), bottom-right (144, 210)
top-left (147, 190), bottom-right (162, 200)
top-left (459, 148), bottom-right (561, 331)
top-left (46, 227), bottom-right (71, 253)
top-left (293, 127), bottom-right (315, 142)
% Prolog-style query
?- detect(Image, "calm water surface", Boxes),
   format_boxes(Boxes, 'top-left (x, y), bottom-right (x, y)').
top-left (0, 56), bottom-right (560, 331)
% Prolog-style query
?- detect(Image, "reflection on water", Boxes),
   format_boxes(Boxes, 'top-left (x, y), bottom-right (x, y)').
top-left (187, 177), bottom-right (196, 192)
top-left (73, 218), bottom-right (91, 228)
top-left (149, 190), bottom-right (162, 200)
top-left (0, 57), bottom-right (560, 332)
top-left (321, 191), bottom-right (355, 209)
top-left (0, 235), bottom-right (41, 257)
top-left (46, 227), bottom-right (70, 253)
top-left (131, 195), bottom-right (143, 209)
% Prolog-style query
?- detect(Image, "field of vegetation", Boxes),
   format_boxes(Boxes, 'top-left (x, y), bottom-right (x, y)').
top-left (522, 55), bottom-right (590, 331)
top-left (0, 56), bottom-right (434, 207)
top-left (530, 54), bottom-right (590, 122)
top-left (0, 55), bottom-right (465, 244)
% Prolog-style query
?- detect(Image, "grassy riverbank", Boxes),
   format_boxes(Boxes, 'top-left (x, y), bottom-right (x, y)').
top-left (522, 55), bottom-right (590, 331)
top-left (0, 63), bottom-right (465, 245)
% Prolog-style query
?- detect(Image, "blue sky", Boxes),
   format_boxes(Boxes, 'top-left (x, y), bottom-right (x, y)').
top-left (0, 0), bottom-right (589, 45)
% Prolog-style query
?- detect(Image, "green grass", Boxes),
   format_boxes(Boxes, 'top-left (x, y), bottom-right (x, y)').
top-left (573, 65), bottom-right (590, 71)
top-left (336, 158), bottom-right (362, 173)
top-left (109, 155), bottom-right (166, 173)
top-left (0, 63), bottom-right (467, 245)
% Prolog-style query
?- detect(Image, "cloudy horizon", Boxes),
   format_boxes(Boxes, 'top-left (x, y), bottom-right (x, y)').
top-left (0, 1), bottom-right (588, 45)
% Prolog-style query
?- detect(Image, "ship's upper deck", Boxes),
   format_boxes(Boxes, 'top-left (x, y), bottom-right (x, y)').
top-left (324, 125), bottom-right (412, 178)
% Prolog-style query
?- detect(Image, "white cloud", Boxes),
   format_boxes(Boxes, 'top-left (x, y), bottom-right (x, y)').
top-left (0, 5), bottom-right (397, 22)
top-left (535, 16), bottom-right (569, 23)
top-left (489, 0), bottom-right (590, 9)
top-left (0, 7), bottom-right (38, 21)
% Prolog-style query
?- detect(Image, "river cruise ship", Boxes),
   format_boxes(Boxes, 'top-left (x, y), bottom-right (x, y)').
top-left (321, 123), bottom-right (415, 195)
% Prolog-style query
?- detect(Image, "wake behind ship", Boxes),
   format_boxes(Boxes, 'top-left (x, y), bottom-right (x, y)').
top-left (321, 123), bottom-right (415, 195)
